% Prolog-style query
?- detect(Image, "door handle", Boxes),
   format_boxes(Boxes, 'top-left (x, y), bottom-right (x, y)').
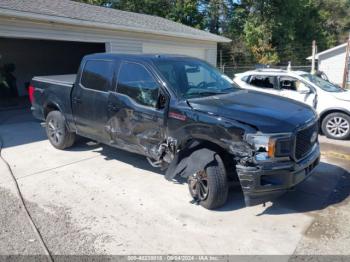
top-left (72, 97), bottom-right (82, 104)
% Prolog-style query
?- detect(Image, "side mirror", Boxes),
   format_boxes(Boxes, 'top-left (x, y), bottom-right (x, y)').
top-left (157, 93), bottom-right (167, 109)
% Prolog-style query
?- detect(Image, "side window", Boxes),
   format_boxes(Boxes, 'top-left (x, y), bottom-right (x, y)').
top-left (117, 62), bottom-right (159, 107)
top-left (156, 63), bottom-right (179, 91)
top-left (80, 60), bottom-right (114, 92)
top-left (280, 77), bottom-right (298, 91)
top-left (249, 75), bottom-right (275, 89)
top-left (280, 77), bottom-right (311, 93)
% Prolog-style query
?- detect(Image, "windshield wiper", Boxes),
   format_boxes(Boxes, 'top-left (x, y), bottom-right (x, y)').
top-left (221, 87), bottom-right (239, 92)
top-left (186, 91), bottom-right (228, 98)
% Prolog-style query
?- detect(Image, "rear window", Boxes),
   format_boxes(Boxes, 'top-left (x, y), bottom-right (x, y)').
top-left (81, 60), bottom-right (114, 92)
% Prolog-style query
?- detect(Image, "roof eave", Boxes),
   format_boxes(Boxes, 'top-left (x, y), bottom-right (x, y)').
top-left (0, 8), bottom-right (231, 43)
top-left (306, 55), bottom-right (319, 60)
top-left (306, 43), bottom-right (347, 60)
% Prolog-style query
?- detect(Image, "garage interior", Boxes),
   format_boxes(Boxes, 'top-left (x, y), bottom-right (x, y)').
top-left (0, 37), bottom-right (105, 108)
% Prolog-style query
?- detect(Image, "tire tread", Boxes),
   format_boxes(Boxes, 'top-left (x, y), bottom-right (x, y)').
top-left (199, 154), bottom-right (229, 210)
top-left (46, 111), bottom-right (75, 150)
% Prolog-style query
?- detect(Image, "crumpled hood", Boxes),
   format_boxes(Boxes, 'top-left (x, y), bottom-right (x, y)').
top-left (188, 90), bottom-right (317, 133)
top-left (331, 90), bottom-right (350, 102)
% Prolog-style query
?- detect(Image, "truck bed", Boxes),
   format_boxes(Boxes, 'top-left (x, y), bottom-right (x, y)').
top-left (32, 74), bottom-right (76, 87)
top-left (31, 74), bottom-right (77, 123)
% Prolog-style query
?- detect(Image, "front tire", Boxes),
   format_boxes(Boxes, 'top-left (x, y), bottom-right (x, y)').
top-left (46, 111), bottom-right (75, 149)
top-left (322, 112), bottom-right (350, 140)
top-left (188, 154), bottom-right (228, 209)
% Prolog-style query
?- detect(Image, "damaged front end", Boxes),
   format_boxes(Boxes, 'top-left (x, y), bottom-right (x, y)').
top-left (236, 148), bottom-right (320, 206)
top-left (146, 137), bottom-right (177, 168)
top-left (236, 131), bottom-right (321, 206)
top-left (161, 129), bottom-right (321, 207)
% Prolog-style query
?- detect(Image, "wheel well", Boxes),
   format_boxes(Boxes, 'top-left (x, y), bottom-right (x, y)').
top-left (320, 109), bottom-right (350, 125)
top-left (44, 103), bottom-right (59, 119)
top-left (182, 139), bottom-right (238, 180)
top-left (182, 139), bottom-right (228, 156)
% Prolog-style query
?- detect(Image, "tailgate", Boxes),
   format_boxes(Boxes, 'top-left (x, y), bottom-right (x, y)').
top-left (30, 74), bottom-right (76, 121)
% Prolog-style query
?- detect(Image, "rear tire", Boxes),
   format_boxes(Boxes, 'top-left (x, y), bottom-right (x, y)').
top-left (188, 154), bottom-right (228, 210)
top-left (46, 111), bottom-right (75, 149)
top-left (321, 112), bottom-right (350, 140)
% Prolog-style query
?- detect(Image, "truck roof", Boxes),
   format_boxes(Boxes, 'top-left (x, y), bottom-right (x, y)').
top-left (84, 53), bottom-right (199, 62)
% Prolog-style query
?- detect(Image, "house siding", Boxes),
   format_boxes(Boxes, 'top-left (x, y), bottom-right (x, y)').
top-left (109, 38), bottom-right (143, 54)
top-left (318, 45), bottom-right (347, 85)
top-left (205, 46), bottom-right (217, 66)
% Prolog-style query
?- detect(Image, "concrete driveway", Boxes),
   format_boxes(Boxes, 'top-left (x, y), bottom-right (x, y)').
top-left (0, 109), bottom-right (349, 256)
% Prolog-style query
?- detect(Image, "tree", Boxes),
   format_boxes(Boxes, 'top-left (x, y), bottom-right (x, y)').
top-left (201, 0), bottom-right (232, 34)
top-left (314, 0), bottom-right (350, 45)
top-left (166, 0), bottom-right (205, 29)
top-left (229, 0), bottom-right (344, 65)
top-left (241, 1), bottom-right (280, 64)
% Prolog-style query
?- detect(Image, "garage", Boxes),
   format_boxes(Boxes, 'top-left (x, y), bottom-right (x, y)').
top-left (0, 0), bottom-right (230, 109)
top-left (0, 38), bottom-right (105, 108)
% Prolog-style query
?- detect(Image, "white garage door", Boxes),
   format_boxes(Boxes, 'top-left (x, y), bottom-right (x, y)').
top-left (143, 43), bottom-right (206, 60)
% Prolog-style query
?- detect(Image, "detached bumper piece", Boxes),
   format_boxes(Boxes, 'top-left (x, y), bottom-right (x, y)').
top-left (237, 145), bottom-right (320, 206)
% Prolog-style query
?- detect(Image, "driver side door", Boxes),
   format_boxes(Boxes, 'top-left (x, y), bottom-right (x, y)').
top-left (106, 61), bottom-right (166, 155)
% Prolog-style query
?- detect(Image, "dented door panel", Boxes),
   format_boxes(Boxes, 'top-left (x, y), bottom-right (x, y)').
top-left (106, 92), bottom-right (165, 156)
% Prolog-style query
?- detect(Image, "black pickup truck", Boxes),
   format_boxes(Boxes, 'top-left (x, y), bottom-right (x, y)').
top-left (30, 53), bottom-right (320, 209)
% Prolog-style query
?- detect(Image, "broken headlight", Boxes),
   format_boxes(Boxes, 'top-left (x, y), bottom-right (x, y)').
top-left (246, 133), bottom-right (293, 161)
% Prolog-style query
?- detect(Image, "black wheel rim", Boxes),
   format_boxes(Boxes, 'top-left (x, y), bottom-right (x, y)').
top-left (47, 119), bottom-right (63, 144)
top-left (188, 170), bottom-right (209, 201)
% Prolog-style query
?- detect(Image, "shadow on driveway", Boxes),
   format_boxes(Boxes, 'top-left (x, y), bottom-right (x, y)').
top-left (0, 108), bottom-right (47, 148)
top-left (256, 162), bottom-right (350, 215)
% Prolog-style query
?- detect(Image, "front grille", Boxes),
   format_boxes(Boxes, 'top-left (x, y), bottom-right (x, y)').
top-left (295, 121), bottom-right (318, 160)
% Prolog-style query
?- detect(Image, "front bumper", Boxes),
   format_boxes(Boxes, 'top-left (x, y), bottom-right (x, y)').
top-left (237, 144), bottom-right (321, 206)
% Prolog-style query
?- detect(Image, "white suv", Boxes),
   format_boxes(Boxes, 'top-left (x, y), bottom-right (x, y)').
top-left (234, 69), bottom-right (350, 140)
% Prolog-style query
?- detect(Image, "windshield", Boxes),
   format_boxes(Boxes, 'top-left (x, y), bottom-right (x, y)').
top-left (154, 59), bottom-right (241, 99)
top-left (302, 73), bottom-right (344, 92)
